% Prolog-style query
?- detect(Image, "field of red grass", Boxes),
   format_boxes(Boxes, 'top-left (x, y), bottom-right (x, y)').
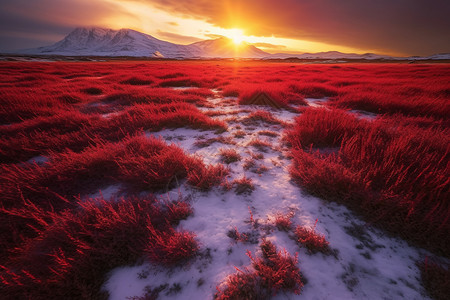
top-left (0, 60), bottom-right (449, 299)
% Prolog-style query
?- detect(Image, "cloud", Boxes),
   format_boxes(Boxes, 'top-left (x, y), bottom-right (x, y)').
top-left (156, 31), bottom-right (203, 44)
top-left (144, 0), bottom-right (450, 56)
top-left (0, 0), bottom-right (136, 50)
top-left (204, 33), bottom-right (226, 40)
top-left (252, 43), bottom-right (286, 50)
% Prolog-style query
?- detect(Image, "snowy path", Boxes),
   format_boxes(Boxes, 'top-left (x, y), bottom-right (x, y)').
top-left (105, 93), bottom-right (431, 300)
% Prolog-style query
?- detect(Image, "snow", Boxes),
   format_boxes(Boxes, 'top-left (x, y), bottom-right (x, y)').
top-left (103, 93), bottom-right (436, 300)
top-left (304, 97), bottom-right (330, 108)
top-left (26, 155), bottom-right (49, 165)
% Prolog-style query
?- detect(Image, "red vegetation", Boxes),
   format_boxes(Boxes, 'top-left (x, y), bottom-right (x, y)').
top-left (238, 85), bottom-right (306, 108)
top-left (233, 175), bottom-right (255, 195)
top-left (287, 108), bottom-right (450, 256)
top-left (294, 222), bottom-right (331, 254)
top-left (418, 258), bottom-right (450, 300)
top-left (247, 138), bottom-right (272, 152)
top-left (1, 61), bottom-right (449, 298)
top-left (219, 148), bottom-right (242, 164)
top-left (274, 212), bottom-right (293, 232)
top-left (0, 195), bottom-right (197, 299)
top-left (215, 240), bottom-right (303, 299)
top-left (242, 110), bottom-right (286, 126)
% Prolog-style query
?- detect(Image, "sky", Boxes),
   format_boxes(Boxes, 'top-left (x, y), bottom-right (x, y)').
top-left (0, 0), bottom-right (449, 56)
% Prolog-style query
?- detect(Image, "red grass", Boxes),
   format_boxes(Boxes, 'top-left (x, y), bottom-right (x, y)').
top-left (294, 221), bottom-right (331, 254)
top-left (0, 135), bottom-right (226, 264)
top-left (219, 148), bottom-right (242, 164)
top-left (247, 138), bottom-right (272, 152)
top-left (251, 239), bottom-right (303, 294)
top-left (418, 258), bottom-right (450, 300)
top-left (1, 61), bottom-right (449, 298)
top-left (233, 175), bottom-right (255, 195)
top-left (284, 107), bottom-right (363, 148)
top-left (274, 212), bottom-right (293, 232)
top-left (186, 162), bottom-right (229, 191)
top-left (1, 135), bottom-right (228, 208)
top-left (0, 195), bottom-right (196, 299)
top-left (146, 223), bottom-right (199, 265)
top-left (215, 240), bottom-right (303, 299)
top-left (288, 108), bottom-right (450, 256)
top-left (194, 136), bottom-right (235, 148)
top-left (242, 110), bottom-right (286, 126)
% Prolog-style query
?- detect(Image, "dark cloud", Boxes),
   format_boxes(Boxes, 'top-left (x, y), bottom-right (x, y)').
top-left (146, 0), bottom-right (450, 56)
top-left (0, 0), bottom-right (135, 51)
top-left (156, 31), bottom-right (203, 44)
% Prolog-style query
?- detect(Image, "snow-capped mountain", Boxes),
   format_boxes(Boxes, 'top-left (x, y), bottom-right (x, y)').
top-left (20, 27), bottom-right (196, 58)
top-left (20, 27), bottom-right (269, 58)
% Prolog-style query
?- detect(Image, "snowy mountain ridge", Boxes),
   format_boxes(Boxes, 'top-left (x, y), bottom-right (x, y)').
top-left (18, 27), bottom-right (450, 60)
top-left (20, 27), bottom-right (269, 58)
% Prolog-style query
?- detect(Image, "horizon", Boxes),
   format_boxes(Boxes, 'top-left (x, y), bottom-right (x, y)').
top-left (1, 0), bottom-right (449, 56)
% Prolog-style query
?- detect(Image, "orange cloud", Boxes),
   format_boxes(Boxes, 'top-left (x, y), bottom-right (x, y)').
top-left (145, 0), bottom-right (450, 56)
top-left (156, 31), bottom-right (203, 44)
top-left (252, 43), bottom-right (286, 50)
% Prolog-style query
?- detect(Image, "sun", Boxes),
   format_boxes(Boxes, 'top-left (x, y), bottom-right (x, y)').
top-left (227, 28), bottom-right (246, 45)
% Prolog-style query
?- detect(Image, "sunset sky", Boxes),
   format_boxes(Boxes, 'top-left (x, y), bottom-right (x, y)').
top-left (1, 0), bottom-right (449, 56)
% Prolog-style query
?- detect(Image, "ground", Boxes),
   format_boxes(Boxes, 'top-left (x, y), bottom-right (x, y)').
top-left (104, 90), bottom-right (432, 300)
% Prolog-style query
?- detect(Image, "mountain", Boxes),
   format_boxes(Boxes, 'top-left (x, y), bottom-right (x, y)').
top-left (16, 27), bottom-right (449, 60)
top-left (187, 38), bottom-right (268, 58)
top-left (19, 27), bottom-right (269, 58)
top-left (265, 51), bottom-right (391, 60)
top-left (20, 27), bottom-right (196, 58)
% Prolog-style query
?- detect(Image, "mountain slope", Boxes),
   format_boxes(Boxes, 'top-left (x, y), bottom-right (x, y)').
top-left (20, 27), bottom-right (195, 58)
top-left (187, 38), bottom-right (269, 58)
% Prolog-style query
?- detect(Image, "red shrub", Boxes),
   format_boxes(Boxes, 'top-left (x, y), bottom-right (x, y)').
top-left (215, 270), bottom-right (267, 300)
top-left (186, 162), bottom-right (229, 191)
top-left (251, 240), bottom-right (303, 294)
top-left (146, 223), bottom-right (199, 265)
top-left (219, 148), bottom-right (242, 164)
top-left (274, 212), bottom-right (293, 232)
top-left (284, 107), bottom-right (363, 148)
top-left (294, 222), bottom-right (331, 254)
top-left (233, 176), bottom-right (255, 195)
top-left (215, 240), bottom-right (303, 299)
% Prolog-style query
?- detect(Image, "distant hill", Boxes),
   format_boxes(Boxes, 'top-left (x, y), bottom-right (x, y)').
top-left (17, 27), bottom-right (450, 60)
